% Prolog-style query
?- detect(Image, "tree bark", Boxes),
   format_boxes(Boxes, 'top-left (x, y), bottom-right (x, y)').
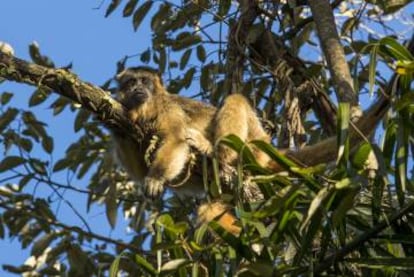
top-left (308, 0), bottom-right (359, 112)
top-left (0, 52), bottom-right (143, 140)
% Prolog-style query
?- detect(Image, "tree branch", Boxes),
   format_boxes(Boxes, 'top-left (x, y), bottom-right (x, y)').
top-left (225, 0), bottom-right (260, 96)
top-left (0, 52), bottom-right (143, 139)
top-left (295, 199), bottom-right (414, 274)
top-left (308, 0), bottom-right (359, 110)
top-left (0, 201), bottom-right (145, 254)
top-left (283, 0), bottom-right (344, 40)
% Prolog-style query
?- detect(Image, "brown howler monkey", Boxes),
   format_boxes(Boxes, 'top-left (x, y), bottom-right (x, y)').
top-left (113, 66), bottom-right (390, 236)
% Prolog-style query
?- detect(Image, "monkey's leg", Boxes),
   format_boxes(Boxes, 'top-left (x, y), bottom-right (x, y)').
top-left (145, 139), bottom-right (190, 198)
top-left (215, 94), bottom-right (271, 167)
top-left (214, 94), bottom-right (251, 165)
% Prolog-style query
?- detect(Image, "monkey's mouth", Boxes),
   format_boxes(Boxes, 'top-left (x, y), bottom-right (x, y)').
top-left (121, 91), bottom-right (147, 109)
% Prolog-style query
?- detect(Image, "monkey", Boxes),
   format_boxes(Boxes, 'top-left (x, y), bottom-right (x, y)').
top-left (113, 66), bottom-right (216, 198)
top-left (112, 66), bottom-right (391, 236)
top-left (112, 66), bottom-right (274, 235)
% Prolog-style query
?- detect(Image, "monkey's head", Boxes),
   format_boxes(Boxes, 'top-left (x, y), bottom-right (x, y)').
top-left (116, 67), bottom-right (166, 110)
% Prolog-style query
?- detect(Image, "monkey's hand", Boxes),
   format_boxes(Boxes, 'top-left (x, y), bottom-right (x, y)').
top-left (144, 176), bottom-right (165, 198)
top-left (186, 128), bottom-right (213, 156)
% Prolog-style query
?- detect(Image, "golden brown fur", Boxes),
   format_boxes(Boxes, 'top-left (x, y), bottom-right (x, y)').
top-left (113, 67), bottom-right (215, 198)
top-left (113, 67), bottom-right (390, 236)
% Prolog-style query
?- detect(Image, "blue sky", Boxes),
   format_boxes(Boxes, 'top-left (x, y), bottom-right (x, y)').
top-left (0, 1), bottom-right (154, 275)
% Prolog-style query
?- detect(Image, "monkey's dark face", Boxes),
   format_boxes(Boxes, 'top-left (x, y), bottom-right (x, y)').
top-left (117, 72), bottom-right (156, 110)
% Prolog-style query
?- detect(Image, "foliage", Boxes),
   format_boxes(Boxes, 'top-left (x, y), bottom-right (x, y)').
top-left (0, 1), bottom-right (414, 276)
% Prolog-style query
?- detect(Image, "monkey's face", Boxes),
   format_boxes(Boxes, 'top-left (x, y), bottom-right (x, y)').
top-left (116, 71), bottom-right (156, 110)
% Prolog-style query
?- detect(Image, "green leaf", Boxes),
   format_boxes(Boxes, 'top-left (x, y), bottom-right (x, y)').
top-left (160, 258), bottom-right (190, 274)
top-left (341, 17), bottom-right (358, 36)
top-left (336, 102), bottom-right (350, 165)
top-left (150, 3), bottom-right (171, 32)
top-left (29, 158), bottom-right (47, 175)
top-left (219, 134), bottom-right (257, 165)
top-left (0, 107), bottom-right (18, 132)
top-left (135, 254), bottom-right (157, 276)
top-left (368, 44), bottom-right (378, 97)
top-left (182, 67), bottom-right (195, 89)
top-left (156, 213), bottom-right (174, 227)
top-left (171, 32), bottom-right (202, 51)
top-left (301, 187), bottom-right (330, 232)
top-left (19, 174), bottom-right (34, 188)
top-left (252, 140), bottom-right (321, 192)
top-left (352, 142), bottom-right (372, 169)
top-left (196, 45), bottom-right (206, 62)
top-left (395, 92), bottom-right (414, 111)
top-left (22, 111), bottom-right (48, 140)
top-left (379, 36), bottom-right (414, 61)
top-left (29, 88), bottom-right (50, 107)
top-left (180, 49), bottom-right (192, 70)
top-left (105, 183), bottom-right (118, 229)
top-left (28, 42), bottom-right (55, 68)
top-left (218, 0), bottom-right (231, 18)
top-left (1, 92), bottom-right (13, 105)
top-left (105, 0), bottom-right (122, 17)
top-left (158, 48), bottom-right (166, 73)
top-left (395, 115), bottom-right (408, 205)
top-left (140, 48), bottom-right (151, 63)
top-left (16, 137), bottom-right (33, 153)
top-left (251, 140), bottom-right (296, 169)
top-left (294, 209), bottom-right (323, 265)
top-left (31, 233), bottom-right (57, 257)
top-left (0, 216), bottom-right (4, 239)
top-left (332, 188), bottom-right (358, 226)
top-left (110, 252), bottom-right (128, 277)
top-left (53, 158), bottom-right (71, 172)
top-left (123, 0), bottom-right (139, 17)
top-left (253, 186), bottom-right (299, 218)
top-left (42, 135), bottom-right (54, 154)
top-left (74, 108), bottom-right (90, 132)
top-left (0, 156), bottom-right (25, 172)
top-left (77, 156), bottom-right (96, 179)
top-left (50, 96), bottom-right (70, 115)
top-left (132, 1), bottom-right (153, 31)
top-left (334, 177), bottom-right (352, 189)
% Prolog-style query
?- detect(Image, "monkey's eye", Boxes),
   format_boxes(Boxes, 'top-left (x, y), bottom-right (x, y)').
top-left (120, 79), bottom-right (136, 91)
top-left (140, 76), bottom-right (151, 86)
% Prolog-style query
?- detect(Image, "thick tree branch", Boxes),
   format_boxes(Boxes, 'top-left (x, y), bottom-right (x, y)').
top-left (0, 52), bottom-right (143, 139)
top-left (308, 0), bottom-right (359, 109)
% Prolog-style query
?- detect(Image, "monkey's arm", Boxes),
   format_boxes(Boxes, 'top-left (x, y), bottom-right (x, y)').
top-left (144, 136), bottom-right (191, 197)
top-left (186, 128), bottom-right (213, 156)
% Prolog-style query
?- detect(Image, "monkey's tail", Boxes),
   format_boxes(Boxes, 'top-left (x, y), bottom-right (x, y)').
top-left (267, 95), bottom-right (390, 172)
top-left (197, 201), bottom-right (241, 236)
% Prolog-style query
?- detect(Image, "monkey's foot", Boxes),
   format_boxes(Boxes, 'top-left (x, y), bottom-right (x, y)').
top-left (144, 177), bottom-right (165, 198)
